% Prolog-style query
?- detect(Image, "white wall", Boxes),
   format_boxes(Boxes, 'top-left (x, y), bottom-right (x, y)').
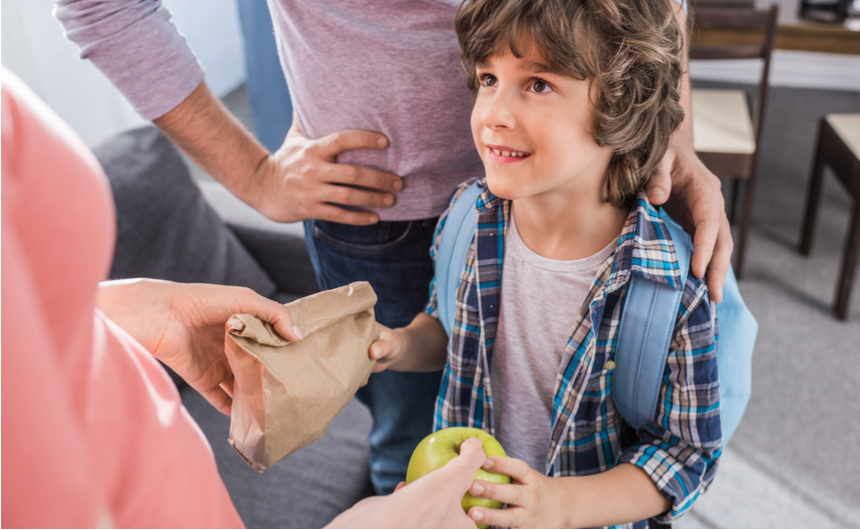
top-left (1, 0), bottom-right (246, 146)
top-left (168, 0), bottom-right (246, 97)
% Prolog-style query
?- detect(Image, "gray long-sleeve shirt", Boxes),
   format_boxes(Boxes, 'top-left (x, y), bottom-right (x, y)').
top-left (54, 0), bottom-right (482, 221)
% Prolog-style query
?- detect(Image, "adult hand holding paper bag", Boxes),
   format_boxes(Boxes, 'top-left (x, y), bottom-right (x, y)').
top-left (224, 281), bottom-right (378, 471)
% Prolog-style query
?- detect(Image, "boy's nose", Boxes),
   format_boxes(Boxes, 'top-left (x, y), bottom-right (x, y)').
top-left (482, 94), bottom-right (516, 130)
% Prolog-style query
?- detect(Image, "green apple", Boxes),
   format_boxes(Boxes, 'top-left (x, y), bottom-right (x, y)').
top-left (406, 427), bottom-right (511, 517)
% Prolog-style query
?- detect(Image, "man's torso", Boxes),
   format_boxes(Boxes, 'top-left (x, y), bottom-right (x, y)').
top-left (269, 0), bottom-right (483, 220)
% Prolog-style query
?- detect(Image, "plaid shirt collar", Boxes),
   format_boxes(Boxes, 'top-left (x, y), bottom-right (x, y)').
top-left (473, 178), bottom-right (684, 292)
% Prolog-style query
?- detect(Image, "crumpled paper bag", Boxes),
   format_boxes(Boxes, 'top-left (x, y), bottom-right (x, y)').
top-left (224, 281), bottom-right (377, 471)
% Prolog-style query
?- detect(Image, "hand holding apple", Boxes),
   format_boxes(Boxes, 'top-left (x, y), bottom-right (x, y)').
top-left (326, 435), bottom-right (489, 528)
top-left (467, 455), bottom-right (568, 529)
top-left (406, 427), bottom-right (512, 518)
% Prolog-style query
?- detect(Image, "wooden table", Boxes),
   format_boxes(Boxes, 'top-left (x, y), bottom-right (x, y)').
top-left (692, 0), bottom-right (860, 55)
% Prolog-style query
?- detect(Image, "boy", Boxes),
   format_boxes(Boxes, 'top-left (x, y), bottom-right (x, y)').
top-left (369, 0), bottom-right (722, 527)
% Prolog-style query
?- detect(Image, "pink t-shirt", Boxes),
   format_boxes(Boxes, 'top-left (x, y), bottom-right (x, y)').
top-left (0, 69), bottom-right (244, 528)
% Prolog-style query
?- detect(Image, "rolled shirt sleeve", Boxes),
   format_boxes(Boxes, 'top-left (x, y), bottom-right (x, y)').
top-left (54, 0), bottom-right (206, 120)
top-left (616, 275), bottom-right (723, 524)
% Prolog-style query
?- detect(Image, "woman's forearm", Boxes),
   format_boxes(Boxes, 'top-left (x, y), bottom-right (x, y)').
top-left (96, 279), bottom-right (169, 354)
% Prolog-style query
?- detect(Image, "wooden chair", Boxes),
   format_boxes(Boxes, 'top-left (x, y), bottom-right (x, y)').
top-left (799, 114), bottom-right (860, 321)
top-left (689, 5), bottom-right (779, 279)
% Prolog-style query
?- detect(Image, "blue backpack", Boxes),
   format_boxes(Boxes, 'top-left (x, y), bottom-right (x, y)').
top-left (436, 181), bottom-right (757, 444)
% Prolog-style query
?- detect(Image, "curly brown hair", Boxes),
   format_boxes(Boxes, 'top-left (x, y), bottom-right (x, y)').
top-left (455, 0), bottom-right (685, 207)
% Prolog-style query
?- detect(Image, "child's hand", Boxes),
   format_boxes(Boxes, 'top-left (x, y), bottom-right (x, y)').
top-left (368, 323), bottom-right (406, 373)
top-left (466, 456), bottom-right (566, 529)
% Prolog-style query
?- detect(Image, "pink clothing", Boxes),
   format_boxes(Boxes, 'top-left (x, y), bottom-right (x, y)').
top-left (1, 70), bottom-right (244, 528)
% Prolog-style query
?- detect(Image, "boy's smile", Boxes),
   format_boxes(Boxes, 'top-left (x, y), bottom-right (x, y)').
top-left (487, 143), bottom-right (532, 164)
top-left (471, 48), bottom-right (612, 203)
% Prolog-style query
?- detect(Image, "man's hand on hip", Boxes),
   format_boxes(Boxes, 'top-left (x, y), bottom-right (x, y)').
top-left (250, 116), bottom-right (403, 225)
top-left (153, 82), bottom-right (402, 228)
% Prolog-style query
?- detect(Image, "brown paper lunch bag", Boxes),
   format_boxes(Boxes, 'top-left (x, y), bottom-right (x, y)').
top-left (224, 281), bottom-right (377, 471)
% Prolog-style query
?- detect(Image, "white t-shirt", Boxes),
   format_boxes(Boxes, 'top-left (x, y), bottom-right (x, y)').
top-left (491, 215), bottom-right (617, 473)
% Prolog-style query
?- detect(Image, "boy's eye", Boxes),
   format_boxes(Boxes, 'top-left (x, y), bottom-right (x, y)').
top-left (479, 74), bottom-right (497, 88)
top-left (529, 79), bottom-right (553, 93)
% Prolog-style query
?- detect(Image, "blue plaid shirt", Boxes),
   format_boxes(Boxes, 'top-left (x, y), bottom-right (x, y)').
top-left (425, 178), bottom-right (722, 526)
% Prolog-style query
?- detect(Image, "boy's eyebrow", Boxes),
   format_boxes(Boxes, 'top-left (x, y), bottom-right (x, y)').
top-left (474, 58), bottom-right (559, 76)
top-left (521, 59), bottom-right (556, 75)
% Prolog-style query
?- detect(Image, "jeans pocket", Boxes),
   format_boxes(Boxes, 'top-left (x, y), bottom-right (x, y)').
top-left (312, 220), bottom-right (416, 255)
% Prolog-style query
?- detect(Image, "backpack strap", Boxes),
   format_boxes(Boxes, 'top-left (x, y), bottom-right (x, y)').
top-left (613, 208), bottom-right (692, 430)
top-left (436, 181), bottom-right (483, 336)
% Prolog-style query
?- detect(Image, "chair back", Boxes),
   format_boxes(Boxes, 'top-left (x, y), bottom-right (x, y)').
top-left (690, 5), bottom-right (779, 147)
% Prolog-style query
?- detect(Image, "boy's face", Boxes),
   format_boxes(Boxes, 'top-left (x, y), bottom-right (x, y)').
top-left (471, 49), bottom-right (613, 201)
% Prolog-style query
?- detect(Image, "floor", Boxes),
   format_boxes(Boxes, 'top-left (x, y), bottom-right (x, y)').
top-left (199, 81), bottom-right (860, 527)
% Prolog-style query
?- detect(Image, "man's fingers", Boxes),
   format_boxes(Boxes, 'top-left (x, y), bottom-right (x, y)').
top-left (705, 215), bottom-right (734, 303)
top-left (469, 506), bottom-right (520, 529)
top-left (320, 183), bottom-right (397, 209)
top-left (691, 215), bottom-right (719, 280)
top-left (689, 173), bottom-right (728, 289)
top-left (646, 153), bottom-right (674, 206)
top-left (314, 204), bottom-right (380, 226)
top-left (470, 480), bottom-right (522, 506)
top-left (315, 129), bottom-right (390, 160)
top-left (324, 163), bottom-right (403, 193)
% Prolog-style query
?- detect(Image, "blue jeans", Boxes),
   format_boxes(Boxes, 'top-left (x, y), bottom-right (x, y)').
top-left (303, 218), bottom-right (442, 494)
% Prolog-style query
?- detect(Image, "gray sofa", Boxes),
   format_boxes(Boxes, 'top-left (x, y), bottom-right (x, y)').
top-left (92, 126), bottom-right (374, 528)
